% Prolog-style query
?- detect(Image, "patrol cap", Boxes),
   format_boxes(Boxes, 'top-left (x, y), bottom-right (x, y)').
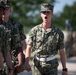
top-left (5, 0), bottom-right (11, 8)
top-left (0, 1), bottom-right (6, 8)
top-left (40, 3), bottom-right (54, 12)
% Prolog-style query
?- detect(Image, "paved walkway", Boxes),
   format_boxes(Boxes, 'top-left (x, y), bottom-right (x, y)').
top-left (58, 56), bottom-right (76, 75)
top-left (18, 56), bottom-right (76, 75)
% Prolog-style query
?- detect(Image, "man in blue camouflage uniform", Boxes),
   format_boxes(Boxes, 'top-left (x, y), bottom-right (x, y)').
top-left (3, 0), bottom-right (26, 74)
top-left (25, 3), bottom-right (68, 75)
top-left (0, 1), bottom-right (13, 75)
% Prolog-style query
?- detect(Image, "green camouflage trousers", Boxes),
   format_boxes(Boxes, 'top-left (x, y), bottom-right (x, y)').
top-left (32, 65), bottom-right (58, 75)
top-left (31, 58), bottom-right (58, 75)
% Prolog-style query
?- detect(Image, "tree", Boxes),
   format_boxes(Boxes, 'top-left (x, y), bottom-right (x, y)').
top-left (58, 2), bottom-right (76, 31)
top-left (11, 0), bottom-right (56, 29)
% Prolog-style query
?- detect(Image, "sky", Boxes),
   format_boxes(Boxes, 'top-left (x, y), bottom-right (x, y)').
top-left (54, 0), bottom-right (76, 14)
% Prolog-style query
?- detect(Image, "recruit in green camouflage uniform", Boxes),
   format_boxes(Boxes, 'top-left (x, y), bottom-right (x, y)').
top-left (27, 24), bottom-right (64, 75)
top-left (3, 0), bottom-right (26, 50)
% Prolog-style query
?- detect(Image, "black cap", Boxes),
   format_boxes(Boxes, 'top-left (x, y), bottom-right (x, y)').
top-left (0, 1), bottom-right (6, 8)
top-left (5, 0), bottom-right (11, 8)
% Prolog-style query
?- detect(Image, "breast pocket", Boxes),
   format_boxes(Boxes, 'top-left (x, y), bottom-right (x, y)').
top-left (36, 33), bottom-right (43, 49)
top-left (36, 32), bottom-right (42, 43)
top-left (52, 36), bottom-right (58, 45)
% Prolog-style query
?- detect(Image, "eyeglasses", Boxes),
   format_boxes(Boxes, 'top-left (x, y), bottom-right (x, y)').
top-left (41, 11), bottom-right (51, 14)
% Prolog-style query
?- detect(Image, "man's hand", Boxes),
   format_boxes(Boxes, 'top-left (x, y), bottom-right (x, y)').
top-left (14, 64), bottom-right (22, 73)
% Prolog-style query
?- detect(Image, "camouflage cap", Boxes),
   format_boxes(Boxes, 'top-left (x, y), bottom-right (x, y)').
top-left (40, 3), bottom-right (54, 12)
top-left (0, 1), bottom-right (5, 8)
top-left (5, 0), bottom-right (11, 8)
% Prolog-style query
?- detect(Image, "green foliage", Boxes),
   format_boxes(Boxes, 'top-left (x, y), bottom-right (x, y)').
top-left (10, 0), bottom-right (56, 30)
top-left (10, 0), bottom-right (76, 32)
top-left (52, 2), bottom-right (76, 31)
top-left (58, 2), bottom-right (76, 31)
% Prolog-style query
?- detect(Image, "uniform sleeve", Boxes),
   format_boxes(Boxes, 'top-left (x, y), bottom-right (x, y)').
top-left (27, 28), bottom-right (36, 46)
top-left (57, 31), bottom-right (65, 49)
top-left (18, 22), bottom-right (26, 41)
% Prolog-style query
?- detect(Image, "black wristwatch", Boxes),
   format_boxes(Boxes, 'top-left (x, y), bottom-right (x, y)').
top-left (62, 68), bottom-right (68, 72)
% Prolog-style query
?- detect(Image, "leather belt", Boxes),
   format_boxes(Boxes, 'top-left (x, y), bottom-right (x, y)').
top-left (35, 55), bottom-right (56, 62)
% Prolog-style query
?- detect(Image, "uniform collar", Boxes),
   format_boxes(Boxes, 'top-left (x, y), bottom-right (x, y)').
top-left (40, 23), bottom-right (53, 33)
